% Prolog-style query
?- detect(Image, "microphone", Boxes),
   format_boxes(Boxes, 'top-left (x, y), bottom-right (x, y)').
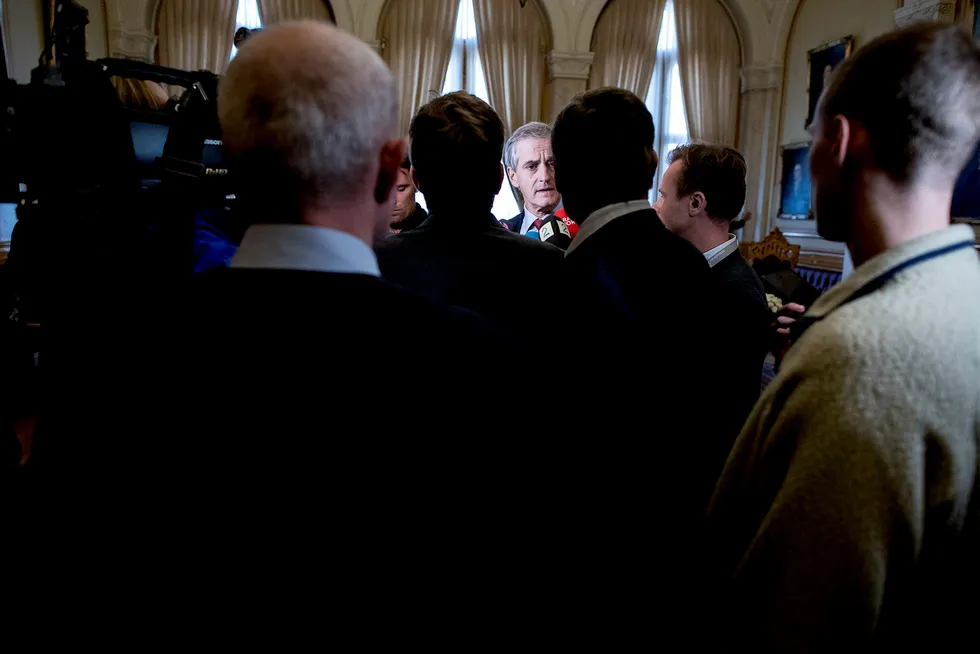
top-left (537, 213), bottom-right (572, 250)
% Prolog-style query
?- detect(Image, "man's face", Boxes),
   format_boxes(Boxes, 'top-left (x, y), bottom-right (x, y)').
top-left (654, 160), bottom-right (694, 238)
top-left (391, 168), bottom-right (417, 226)
top-left (507, 137), bottom-right (559, 215)
top-left (809, 113), bottom-right (849, 241)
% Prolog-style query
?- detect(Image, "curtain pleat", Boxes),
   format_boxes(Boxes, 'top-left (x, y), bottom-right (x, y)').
top-left (471, 0), bottom-right (549, 136)
top-left (674, 0), bottom-right (740, 145)
top-left (257, 0), bottom-right (334, 25)
top-left (158, 0), bottom-right (238, 74)
top-left (380, 0), bottom-right (460, 135)
top-left (589, 0), bottom-right (666, 99)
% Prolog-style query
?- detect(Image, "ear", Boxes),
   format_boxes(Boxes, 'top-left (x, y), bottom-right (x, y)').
top-left (507, 166), bottom-right (519, 187)
top-left (830, 115), bottom-right (851, 168)
top-left (689, 191), bottom-right (707, 216)
top-left (375, 139), bottom-right (405, 204)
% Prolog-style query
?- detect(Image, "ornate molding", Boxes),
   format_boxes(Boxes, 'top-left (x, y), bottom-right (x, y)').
top-left (547, 51), bottom-right (594, 81)
top-left (741, 65), bottom-right (782, 93)
top-left (895, 0), bottom-right (955, 28)
top-left (107, 25), bottom-right (157, 62)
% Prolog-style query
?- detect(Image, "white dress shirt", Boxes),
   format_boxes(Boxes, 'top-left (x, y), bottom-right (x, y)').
top-left (520, 205), bottom-right (545, 235)
top-left (703, 234), bottom-right (739, 268)
top-left (231, 224), bottom-right (380, 276)
top-left (565, 200), bottom-right (653, 257)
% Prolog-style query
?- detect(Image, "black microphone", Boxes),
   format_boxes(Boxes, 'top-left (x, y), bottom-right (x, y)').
top-left (537, 214), bottom-right (572, 250)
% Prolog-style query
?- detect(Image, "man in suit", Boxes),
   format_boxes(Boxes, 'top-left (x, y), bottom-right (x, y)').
top-left (22, 22), bottom-right (529, 608)
top-left (654, 143), bottom-right (770, 470)
top-left (390, 154), bottom-right (427, 233)
top-left (548, 87), bottom-right (720, 637)
top-left (375, 93), bottom-right (563, 336)
top-left (553, 88), bottom-right (714, 394)
top-left (706, 23), bottom-right (980, 650)
top-left (500, 121), bottom-right (577, 240)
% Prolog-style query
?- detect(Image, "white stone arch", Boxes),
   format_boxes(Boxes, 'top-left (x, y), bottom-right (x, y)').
top-left (772, 0), bottom-right (805, 65)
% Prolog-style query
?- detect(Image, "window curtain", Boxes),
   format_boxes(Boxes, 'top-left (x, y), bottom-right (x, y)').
top-left (674, 0), bottom-right (740, 145)
top-left (257, 0), bottom-right (334, 25)
top-left (158, 0), bottom-right (238, 73)
top-left (380, 0), bottom-right (460, 135)
top-left (471, 0), bottom-right (549, 135)
top-left (589, 0), bottom-right (666, 99)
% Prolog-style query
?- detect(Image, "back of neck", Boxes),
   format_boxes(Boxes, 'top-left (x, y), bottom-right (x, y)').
top-left (847, 173), bottom-right (952, 267)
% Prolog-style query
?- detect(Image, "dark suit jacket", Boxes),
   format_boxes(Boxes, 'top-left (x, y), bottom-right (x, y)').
top-left (19, 267), bottom-right (615, 643)
top-left (561, 207), bottom-right (721, 624)
top-left (31, 268), bottom-right (508, 474)
top-left (709, 248), bottom-right (771, 475)
top-left (502, 211), bottom-right (523, 233)
top-left (375, 212), bottom-right (564, 335)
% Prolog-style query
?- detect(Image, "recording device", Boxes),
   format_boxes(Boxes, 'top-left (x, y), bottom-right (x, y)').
top-left (537, 214), bottom-right (573, 250)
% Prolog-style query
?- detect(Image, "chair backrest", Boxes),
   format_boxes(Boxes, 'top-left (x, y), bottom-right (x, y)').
top-left (739, 228), bottom-right (801, 270)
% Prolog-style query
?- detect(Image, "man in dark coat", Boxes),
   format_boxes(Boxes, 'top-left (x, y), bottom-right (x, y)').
top-left (376, 92), bottom-right (563, 336)
top-left (550, 86), bottom-right (721, 639)
top-left (654, 142), bottom-right (771, 476)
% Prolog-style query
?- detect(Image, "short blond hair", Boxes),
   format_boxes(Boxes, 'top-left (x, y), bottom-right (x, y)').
top-left (219, 21), bottom-right (397, 212)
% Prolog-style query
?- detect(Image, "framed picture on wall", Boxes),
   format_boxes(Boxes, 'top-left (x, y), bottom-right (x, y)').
top-left (806, 36), bottom-right (853, 129)
top-left (779, 143), bottom-right (811, 220)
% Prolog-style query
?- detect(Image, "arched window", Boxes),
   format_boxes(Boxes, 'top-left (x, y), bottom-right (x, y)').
top-left (645, 0), bottom-right (688, 204)
top-left (230, 0), bottom-right (263, 60)
top-left (431, 0), bottom-right (519, 222)
top-left (230, 1), bottom-right (336, 60)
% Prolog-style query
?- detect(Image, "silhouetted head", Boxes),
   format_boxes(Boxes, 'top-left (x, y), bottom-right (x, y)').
top-left (409, 91), bottom-right (505, 216)
top-left (552, 87), bottom-right (658, 223)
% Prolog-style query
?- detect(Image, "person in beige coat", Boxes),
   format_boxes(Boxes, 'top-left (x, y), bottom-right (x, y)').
top-left (705, 23), bottom-right (980, 651)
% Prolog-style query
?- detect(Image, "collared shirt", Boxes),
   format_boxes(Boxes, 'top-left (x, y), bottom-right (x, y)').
top-left (520, 205), bottom-right (544, 235)
top-left (703, 234), bottom-right (739, 268)
top-left (231, 223), bottom-right (380, 276)
top-left (565, 200), bottom-right (653, 257)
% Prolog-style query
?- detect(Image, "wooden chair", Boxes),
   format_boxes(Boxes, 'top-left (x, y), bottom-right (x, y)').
top-left (739, 228), bottom-right (800, 270)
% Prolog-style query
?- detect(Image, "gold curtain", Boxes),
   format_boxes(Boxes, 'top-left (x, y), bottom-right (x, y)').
top-left (256, 0), bottom-right (335, 25)
top-left (589, 0), bottom-right (666, 98)
top-left (471, 0), bottom-right (550, 135)
top-left (674, 0), bottom-right (740, 144)
top-left (380, 0), bottom-right (460, 135)
top-left (158, 0), bottom-right (238, 73)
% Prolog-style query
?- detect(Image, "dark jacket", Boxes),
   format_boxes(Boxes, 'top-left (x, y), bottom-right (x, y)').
top-left (375, 211), bottom-right (564, 335)
top-left (502, 211), bottom-right (523, 233)
top-left (564, 207), bottom-right (720, 490)
top-left (560, 206), bottom-right (724, 635)
top-left (709, 248), bottom-right (771, 475)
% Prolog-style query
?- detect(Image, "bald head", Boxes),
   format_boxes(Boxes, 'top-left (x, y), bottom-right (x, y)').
top-left (220, 21), bottom-right (401, 235)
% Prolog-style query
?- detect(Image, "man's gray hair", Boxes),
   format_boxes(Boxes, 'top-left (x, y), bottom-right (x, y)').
top-left (219, 21), bottom-right (397, 211)
top-left (504, 121), bottom-right (553, 172)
